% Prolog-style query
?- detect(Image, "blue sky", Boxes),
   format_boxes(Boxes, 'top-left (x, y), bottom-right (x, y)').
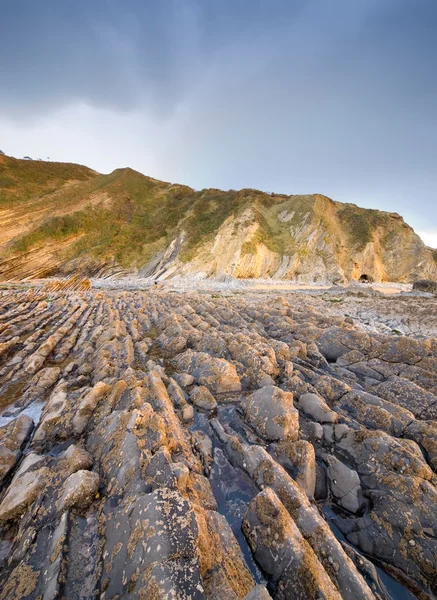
top-left (1, 0), bottom-right (436, 245)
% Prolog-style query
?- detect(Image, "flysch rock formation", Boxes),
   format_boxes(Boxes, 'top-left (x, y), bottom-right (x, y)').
top-left (0, 287), bottom-right (436, 599)
top-left (1, 154), bottom-right (437, 283)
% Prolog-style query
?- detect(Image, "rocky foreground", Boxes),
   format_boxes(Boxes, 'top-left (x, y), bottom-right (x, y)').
top-left (0, 288), bottom-right (436, 599)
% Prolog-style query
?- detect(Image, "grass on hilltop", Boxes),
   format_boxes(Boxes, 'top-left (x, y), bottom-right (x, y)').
top-left (0, 155), bottom-right (97, 205)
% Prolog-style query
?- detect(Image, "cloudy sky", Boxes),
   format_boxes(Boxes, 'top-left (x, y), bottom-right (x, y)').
top-left (1, 0), bottom-right (436, 246)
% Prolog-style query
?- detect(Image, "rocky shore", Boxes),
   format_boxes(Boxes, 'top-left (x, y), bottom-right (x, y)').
top-left (0, 286), bottom-right (436, 599)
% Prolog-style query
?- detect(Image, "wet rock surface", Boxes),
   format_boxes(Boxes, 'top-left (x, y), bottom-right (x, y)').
top-left (0, 287), bottom-right (436, 599)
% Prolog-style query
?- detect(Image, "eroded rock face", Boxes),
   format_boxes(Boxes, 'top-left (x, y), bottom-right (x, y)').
top-left (0, 286), bottom-right (436, 599)
top-left (1, 154), bottom-right (437, 283)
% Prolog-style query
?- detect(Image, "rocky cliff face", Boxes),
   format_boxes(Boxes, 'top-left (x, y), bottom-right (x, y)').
top-left (1, 155), bottom-right (436, 282)
top-left (153, 197), bottom-right (437, 283)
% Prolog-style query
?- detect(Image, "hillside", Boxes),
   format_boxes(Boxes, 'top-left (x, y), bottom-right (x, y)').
top-left (0, 154), bottom-right (436, 282)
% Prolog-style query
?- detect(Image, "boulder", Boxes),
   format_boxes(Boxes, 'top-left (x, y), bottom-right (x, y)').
top-left (174, 350), bottom-right (241, 394)
top-left (182, 404), bottom-right (194, 422)
top-left (189, 385), bottom-right (217, 410)
top-left (243, 586), bottom-right (271, 600)
top-left (326, 456), bottom-right (364, 514)
top-left (0, 466), bottom-right (50, 522)
top-left (58, 470), bottom-right (99, 511)
top-left (174, 372), bottom-right (195, 388)
top-left (299, 393), bottom-right (338, 424)
top-left (242, 385), bottom-right (299, 441)
top-left (316, 327), bottom-right (371, 362)
top-left (61, 444), bottom-right (93, 472)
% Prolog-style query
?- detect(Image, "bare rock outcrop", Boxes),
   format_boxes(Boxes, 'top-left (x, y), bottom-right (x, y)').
top-left (0, 286), bottom-right (436, 599)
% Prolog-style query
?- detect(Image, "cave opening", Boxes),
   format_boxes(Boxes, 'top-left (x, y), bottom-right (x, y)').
top-left (359, 274), bottom-right (373, 283)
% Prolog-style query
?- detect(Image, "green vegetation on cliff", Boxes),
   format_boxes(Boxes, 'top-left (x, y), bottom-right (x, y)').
top-left (338, 204), bottom-right (388, 250)
top-left (0, 155), bottom-right (96, 205)
top-left (0, 154), bottom-right (435, 282)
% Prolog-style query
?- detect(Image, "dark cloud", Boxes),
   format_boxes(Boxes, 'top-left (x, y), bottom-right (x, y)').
top-left (0, 0), bottom-right (305, 115)
top-left (1, 0), bottom-right (436, 119)
top-left (1, 0), bottom-right (436, 232)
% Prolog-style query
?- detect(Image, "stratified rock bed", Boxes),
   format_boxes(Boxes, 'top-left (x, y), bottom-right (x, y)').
top-left (0, 288), bottom-right (436, 600)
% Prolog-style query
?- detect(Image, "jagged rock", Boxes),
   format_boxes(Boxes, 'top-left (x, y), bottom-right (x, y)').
top-left (197, 509), bottom-right (255, 599)
top-left (61, 444), bottom-right (93, 472)
top-left (212, 420), bottom-right (375, 599)
top-left (87, 406), bottom-right (166, 497)
top-left (30, 366), bottom-right (61, 390)
top-left (167, 377), bottom-right (188, 407)
top-left (334, 390), bottom-right (415, 437)
top-left (72, 381), bottom-right (111, 433)
top-left (1, 285), bottom-right (436, 598)
top-left (405, 419), bottom-right (437, 471)
top-left (192, 430), bottom-right (214, 474)
top-left (101, 489), bottom-right (205, 599)
top-left (340, 542), bottom-right (392, 600)
top-left (326, 424), bottom-right (437, 594)
top-left (376, 377), bottom-right (437, 419)
top-left (316, 327), bottom-right (371, 362)
top-left (144, 447), bottom-right (178, 491)
top-left (33, 382), bottom-right (69, 443)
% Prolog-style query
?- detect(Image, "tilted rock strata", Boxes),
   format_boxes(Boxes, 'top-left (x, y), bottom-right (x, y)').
top-left (1, 155), bottom-right (437, 283)
top-left (0, 288), bottom-right (436, 598)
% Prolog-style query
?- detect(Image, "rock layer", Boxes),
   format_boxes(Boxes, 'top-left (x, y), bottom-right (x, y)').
top-left (1, 154), bottom-right (437, 283)
top-left (0, 287), bottom-right (436, 599)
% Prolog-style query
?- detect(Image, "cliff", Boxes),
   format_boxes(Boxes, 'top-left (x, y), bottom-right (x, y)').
top-left (0, 155), bottom-right (436, 282)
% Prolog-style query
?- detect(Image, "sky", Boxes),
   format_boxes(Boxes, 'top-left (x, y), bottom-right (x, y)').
top-left (1, 0), bottom-right (437, 246)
